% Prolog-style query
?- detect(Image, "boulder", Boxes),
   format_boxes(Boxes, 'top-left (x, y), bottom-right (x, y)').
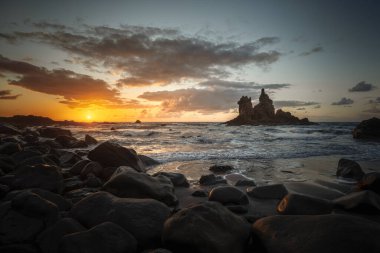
top-left (87, 141), bottom-right (145, 172)
top-left (36, 218), bottom-right (85, 253)
top-left (63, 177), bottom-right (84, 192)
top-left (192, 190), bottom-right (208, 197)
top-left (59, 151), bottom-right (82, 168)
top-left (80, 161), bottom-right (103, 179)
top-left (336, 158), bottom-right (364, 181)
top-left (0, 123), bottom-right (21, 135)
top-left (277, 193), bottom-right (332, 215)
top-left (38, 127), bottom-right (72, 138)
top-left (353, 117), bottom-right (380, 139)
top-left (209, 186), bottom-right (249, 205)
top-left (70, 191), bottom-right (170, 248)
top-left (69, 160), bottom-right (91, 175)
top-left (84, 173), bottom-right (102, 188)
top-left (103, 170), bottom-right (178, 206)
top-left (199, 174), bottom-right (227, 186)
top-left (84, 134), bottom-right (98, 145)
top-left (0, 243), bottom-right (39, 253)
top-left (333, 190), bottom-right (380, 214)
top-left (54, 135), bottom-right (79, 148)
top-left (12, 150), bottom-right (42, 163)
top-left (12, 164), bottom-right (64, 193)
top-left (209, 165), bottom-right (234, 173)
top-left (235, 179), bottom-right (256, 187)
top-left (153, 172), bottom-right (190, 187)
top-left (247, 184), bottom-right (288, 199)
top-left (252, 214), bottom-right (380, 253)
top-left (162, 201), bottom-right (250, 253)
top-left (0, 142), bottom-right (22, 155)
top-left (359, 172), bottom-right (380, 195)
top-left (59, 222), bottom-right (137, 253)
top-left (284, 182), bottom-right (344, 200)
top-left (139, 154), bottom-right (160, 166)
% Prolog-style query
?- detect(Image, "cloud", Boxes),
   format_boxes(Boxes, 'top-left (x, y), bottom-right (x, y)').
top-left (331, 97), bottom-right (354, 105)
top-left (139, 88), bottom-right (260, 114)
top-left (0, 89), bottom-right (21, 99)
top-left (299, 46), bottom-right (323, 56)
top-left (0, 54), bottom-right (130, 108)
top-left (369, 97), bottom-right (380, 104)
top-left (198, 79), bottom-right (291, 90)
top-left (349, 81), bottom-right (376, 92)
top-left (274, 100), bottom-right (320, 107)
top-left (3, 23), bottom-right (281, 86)
top-left (363, 107), bottom-right (380, 114)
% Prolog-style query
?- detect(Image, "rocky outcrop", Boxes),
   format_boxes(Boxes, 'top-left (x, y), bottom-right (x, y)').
top-left (353, 117), bottom-right (380, 139)
top-left (226, 89), bottom-right (314, 125)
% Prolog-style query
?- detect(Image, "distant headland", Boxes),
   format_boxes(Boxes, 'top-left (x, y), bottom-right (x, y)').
top-left (226, 89), bottom-right (315, 126)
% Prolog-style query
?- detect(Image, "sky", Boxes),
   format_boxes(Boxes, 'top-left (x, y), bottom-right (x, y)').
top-left (0, 0), bottom-right (379, 122)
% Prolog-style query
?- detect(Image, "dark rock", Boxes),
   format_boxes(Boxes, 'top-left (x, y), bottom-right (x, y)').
top-left (191, 190), bottom-right (208, 197)
top-left (285, 182), bottom-right (344, 200)
top-left (353, 117), bottom-right (380, 139)
top-left (252, 214), bottom-right (380, 253)
top-left (59, 151), bottom-right (82, 168)
top-left (199, 174), bottom-right (227, 186)
top-left (247, 184), bottom-right (288, 199)
top-left (209, 186), bottom-right (249, 205)
top-left (55, 135), bottom-right (79, 148)
top-left (336, 158), bottom-right (364, 181)
top-left (69, 159), bottom-right (91, 175)
top-left (103, 170), bottom-right (178, 206)
top-left (277, 193), bottom-right (332, 215)
top-left (12, 164), bottom-right (64, 193)
top-left (84, 134), bottom-right (98, 145)
top-left (0, 243), bottom-right (39, 253)
top-left (0, 184), bottom-right (10, 198)
top-left (80, 161), bottom-right (103, 179)
top-left (12, 150), bottom-right (41, 163)
top-left (15, 155), bottom-right (57, 168)
top-left (69, 140), bottom-right (88, 148)
top-left (36, 218), bottom-right (85, 253)
top-left (147, 249), bottom-right (172, 253)
top-left (358, 172), bottom-right (380, 195)
top-left (0, 142), bottom-right (22, 155)
top-left (334, 190), bottom-right (380, 214)
top-left (64, 188), bottom-right (97, 203)
top-left (63, 177), bottom-right (84, 192)
top-left (235, 179), bottom-right (256, 187)
top-left (153, 172), bottom-right (190, 187)
top-left (84, 173), bottom-right (102, 188)
top-left (135, 120), bottom-right (142, 123)
top-left (70, 191), bottom-right (170, 248)
top-left (0, 123), bottom-right (21, 135)
top-left (209, 164), bottom-right (234, 173)
top-left (162, 201), bottom-right (250, 253)
top-left (38, 127), bottom-right (72, 138)
top-left (0, 155), bottom-right (15, 173)
top-left (226, 89), bottom-right (314, 126)
top-left (60, 222), bottom-right (137, 253)
top-left (88, 141), bottom-right (145, 172)
top-left (139, 154), bottom-right (160, 166)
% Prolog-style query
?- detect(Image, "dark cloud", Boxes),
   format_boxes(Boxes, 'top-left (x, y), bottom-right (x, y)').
top-left (3, 23), bottom-right (281, 86)
top-left (274, 100), bottom-right (320, 107)
top-left (349, 81), bottom-right (376, 92)
top-left (32, 21), bottom-right (67, 30)
top-left (0, 54), bottom-right (123, 106)
top-left (299, 46), bottom-right (323, 56)
top-left (198, 79), bottom-right (291, 90)
top-left (331, 97), bottom-right (354, 105)
top-left (0, 89), bottom-right (21, 99)
top-left (0, 33), bottom-right (17, 44)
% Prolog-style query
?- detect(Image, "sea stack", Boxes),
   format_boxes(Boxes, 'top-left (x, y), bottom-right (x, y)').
top-left (226, 89), bottom-right (314, 126)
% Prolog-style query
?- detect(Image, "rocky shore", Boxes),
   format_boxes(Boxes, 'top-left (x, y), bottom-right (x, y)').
top-left (1, 122), bottom-right (380, 253)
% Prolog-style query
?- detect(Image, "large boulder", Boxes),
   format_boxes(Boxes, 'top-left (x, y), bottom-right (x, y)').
top-left (0, 142), bottom-right (22, 155)
top-left (336, 158), bottom-right (364, 181)
top-left (277, 193), bottom-right (332, 215)
top-left (162, 201), bottom-right (250, 253)
top-left (70, 191), bottom-right (170, 248)
top-left (209, 186), bottom-right (249, 205)
top-left (12, 164), bottom-right (64, 193)
top-left (59, 222), bottom-right (137, 253)
top-left (87, 141), bottom-right (145, 172)
top-left (103, 170), bottom-right (178, 206)
top-left (252, 214), bottom-right (380, 253)
top-left (247, 184), bottom-right (288, 199)
top-left (38, 127), bottom-right (72, 138)
top-left (153, 172), bottom-right (190, 187)
top-left (333, 190), bottom-right (380, 214)
top-left (353, 117), bottom-right (380, 139)
top-left (84, 134), bottom-right (98, 145)
top-left (359, 172), bottom-right (380, 195)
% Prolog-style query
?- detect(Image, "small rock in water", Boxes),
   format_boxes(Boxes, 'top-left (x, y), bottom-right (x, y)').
top-left (209, 164), bottom-right (234, 173)
top-left (209, 186), bottom-right (249, 206)
top-left (235, 179), bottom-right (256, 187)
top-left (153, 172), bottom-right (189, 187)
top-left (191, 190), bottom-right (208, 197)
top-left (199, 174), bottom-right (227, 186)
top-left (336, 158), bottom-right (364, 181)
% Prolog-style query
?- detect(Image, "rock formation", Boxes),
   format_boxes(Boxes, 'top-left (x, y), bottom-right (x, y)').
top-left (226, 89), bottom-right (314, 125)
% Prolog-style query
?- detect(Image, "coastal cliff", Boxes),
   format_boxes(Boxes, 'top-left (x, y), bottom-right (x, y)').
top-left (226, 89), bottom-right (314, 126)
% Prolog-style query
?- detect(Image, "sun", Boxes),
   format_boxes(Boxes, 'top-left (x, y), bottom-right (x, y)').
top-left (85, 114), bottom-right (93, 121)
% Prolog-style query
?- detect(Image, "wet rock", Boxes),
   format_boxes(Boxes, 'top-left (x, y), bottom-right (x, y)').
top-left (60, 222), bottom-right (137, 253)
top-left (69, 159), bottom-right (91, 175)
top-left (12, 164), bottom-right (64, 193)
top-left (358, 172), bottom-right (380, 195)
top-left (199, 174), bottom-right (227, 186)
top-left (139, 154), bottom-right (160, 166)
top-left (235, 179), bottom-right (256, 187)
top-left (247, 184), bottom-right (288, 199)
top-left (209, 186), bottom-right (249, 205)
top-left (84, 134), bottom-right (98, 145)
top-left (353, 117), bottom-right (380, 139)
top-left (36, 218), bottom-right (85, 253)
top-left (191, 190), bottom-right (208, 197)
top-left (0, 123), bottom-right (21, 135)
top-left (12, 150), bottom-right (41, 163)
top-left (154, 172), bottom-right (190, 187)
top-left (38, 127), bottom-right (72, 138)
top-left (336, 158), bottom-right (364, 181)
top-left (0, 142), bottom-right (22, 155)
top-left (252, 214), bottom-right (380, 253)
top-left (285, 182), bottom-right (344, 200)
top-left (63, 177), bottom-right (84, 192)
top-left (277, 193), bottom-right (332, 215)
top-left (80, 161), bottom-right (103, 179)
top-left (209, 164), bottom-right (234, 173)
top-left (334, 190), bottom-right (380, 214)
top-left (0, 243), bottom-right (39, 253)
top-left (162, 201), bottom-right (250, 253)
top-left (88, 141), bottom-right (145, 172)
top-left (103, 170), bottom-right (178, 206)
top-left (55, 135), bottom-right (79, 148)
top-left (70, 191), bottom-right (170, 248)
top-left (84, 173), bottom-right (102, 188)
top-left (64, 188), bottom-right (97, 203)
top-left (59, 151), bottom-right (82, 168)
